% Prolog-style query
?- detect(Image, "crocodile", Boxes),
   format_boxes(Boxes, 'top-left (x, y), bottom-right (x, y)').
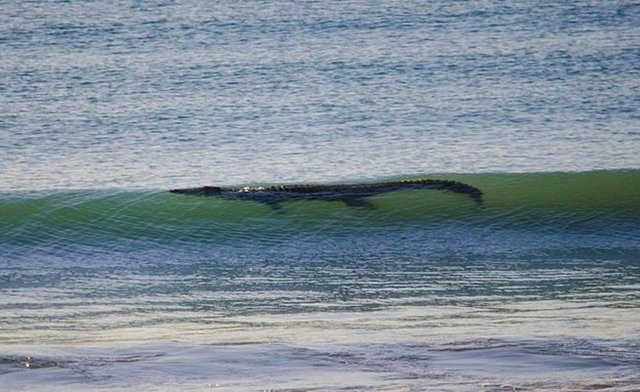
top-left (170, 179), bottom-right (483, 209)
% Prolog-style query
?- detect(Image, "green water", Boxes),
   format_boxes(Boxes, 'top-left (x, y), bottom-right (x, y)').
top-left (2, 170), bottom-right (638, 247)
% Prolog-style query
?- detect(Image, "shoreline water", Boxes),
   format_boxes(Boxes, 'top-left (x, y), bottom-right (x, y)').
top-left (2, 170), bottom-right (640, 390)
top-left (2, 0), bottom-right (639, 389)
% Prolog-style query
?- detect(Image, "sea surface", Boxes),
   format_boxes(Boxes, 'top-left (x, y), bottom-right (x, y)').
top-left (1, 1), bottom-right (640, 391)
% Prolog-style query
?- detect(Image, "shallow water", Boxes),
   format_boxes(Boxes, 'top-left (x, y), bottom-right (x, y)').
top-left (1, 0), bottom-right (640, 391)
top-left (2, 174), bottom-right (640, 390)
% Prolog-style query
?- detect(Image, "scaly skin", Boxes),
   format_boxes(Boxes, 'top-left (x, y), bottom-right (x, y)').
top-left (170, 179), bottom-right (483, 208)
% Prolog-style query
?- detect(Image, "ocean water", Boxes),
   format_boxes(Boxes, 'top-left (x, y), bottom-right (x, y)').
top-left (1, 1), bottom-right (640, 391)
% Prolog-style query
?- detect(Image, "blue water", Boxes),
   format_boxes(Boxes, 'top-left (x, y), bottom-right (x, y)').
top-left (1, 1), bottom-right (640, 391)
top-left (2, 0), bottom-right (639, 189)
